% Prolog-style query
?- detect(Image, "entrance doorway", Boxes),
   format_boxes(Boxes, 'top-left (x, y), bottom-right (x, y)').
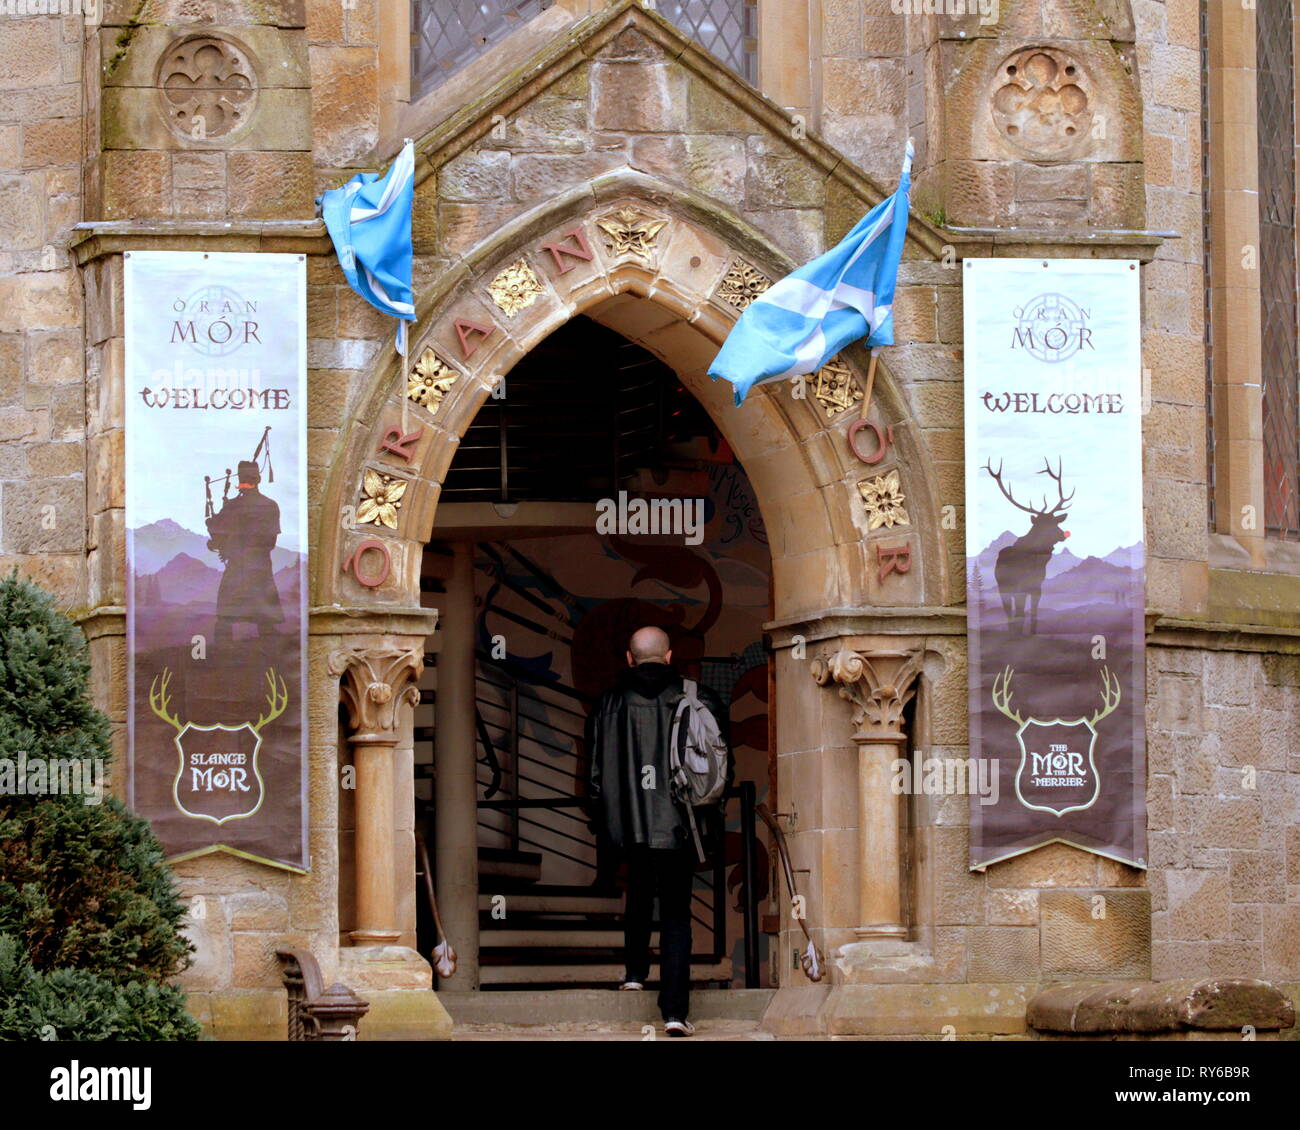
top-left (414, 316), bottom-right (774, 990)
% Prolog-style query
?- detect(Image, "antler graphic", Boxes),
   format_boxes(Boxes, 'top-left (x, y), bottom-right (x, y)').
top-left (252, 668), bottom-right (289, 733)
top-left (149, 669), bottom-right (184, 733)
top-left (1035, 457), bottom-right (1076, 515)
top-left (985, 457), bottom-right (1075, 517)
top-left (991, 666), bottom-right (1023, 726)
top-left (1086, 667), bottom-right (1122, 727)
top-left (984, 460), bottom-right (1039, 515)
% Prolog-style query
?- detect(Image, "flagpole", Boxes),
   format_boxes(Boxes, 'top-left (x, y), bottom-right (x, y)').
top-left (858, 349), bottom-right (878, 420)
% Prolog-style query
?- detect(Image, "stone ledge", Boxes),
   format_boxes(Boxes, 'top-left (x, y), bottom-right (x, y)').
top-left (70, 220), bottom-right (331, 266)
top-left (762, 983), bottom-right (1033, 1037)
top-left (357, 989), bottom-right (453, 1042)
top-left (1027, 979), bottom-right (1297, 1034)
top-left (309, 605), bottom-right (440, 637)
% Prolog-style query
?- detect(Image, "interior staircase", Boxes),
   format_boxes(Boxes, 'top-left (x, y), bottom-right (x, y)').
top-left (470, 654), bottom-right (734, 987)
top-left (416, 612), bottom-right (736, 988)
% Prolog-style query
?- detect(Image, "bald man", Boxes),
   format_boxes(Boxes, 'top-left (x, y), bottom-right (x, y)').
top-left (585, 626), bottom-right (732, 1036)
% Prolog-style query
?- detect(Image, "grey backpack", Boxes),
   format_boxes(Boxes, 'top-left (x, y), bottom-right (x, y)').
top-left (668, 679), bottom-right (729, 860)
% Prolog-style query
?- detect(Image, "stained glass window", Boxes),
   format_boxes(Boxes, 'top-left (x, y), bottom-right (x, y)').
top-left (1202, 0), bottom-right (1216, 529)
top-left (411, 1), bottom-right (554, 102)
top-left (657, 0), bottom-right (758, 85)
top-left (411, 0), bottom-right (759, 102)
top-left (1257, 0), bottom-right (1300, 537)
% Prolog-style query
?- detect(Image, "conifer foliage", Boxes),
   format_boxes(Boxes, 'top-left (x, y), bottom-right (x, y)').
top-left (0, 571), bottom-right (199, 1040)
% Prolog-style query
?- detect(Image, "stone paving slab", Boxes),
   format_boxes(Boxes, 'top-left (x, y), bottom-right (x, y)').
top-left (452, 1019), bottom-right (776, 1041)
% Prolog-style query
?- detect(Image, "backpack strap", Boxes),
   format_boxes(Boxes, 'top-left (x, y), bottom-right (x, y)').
top-left (668, 686), bottom-right (690, 774)
top-left (684, 801), bottom-right (705, 864)
top-left (673, 679), bottom-right (707, 863)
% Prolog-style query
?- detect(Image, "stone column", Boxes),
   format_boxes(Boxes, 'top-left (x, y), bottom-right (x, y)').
top-left (812, 647), bottom-right (923, 939)
top-left (329, 645), bottom-right (424, 946)
top-left (434, 543), bottom-right (480, 986)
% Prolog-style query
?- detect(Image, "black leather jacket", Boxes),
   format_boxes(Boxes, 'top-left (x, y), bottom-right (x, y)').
top-left (585, 662), bottom-right (732, 851)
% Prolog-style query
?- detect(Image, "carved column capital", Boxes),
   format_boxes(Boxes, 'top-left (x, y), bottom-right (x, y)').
top-left (811, 647), bottom-right (923, 740)
top-left (328, 644), bottom-right (424, 740)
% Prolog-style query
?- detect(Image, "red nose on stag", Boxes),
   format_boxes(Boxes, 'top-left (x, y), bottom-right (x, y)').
top-left (984, 457), bottom-right (1075, 635)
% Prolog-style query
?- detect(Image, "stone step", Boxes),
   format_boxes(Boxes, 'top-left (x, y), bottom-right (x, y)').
top-left (477, 846), bottom-right (542, 882)
top-left (477, 892), bottom-right (623, 914)
top-left (438, 987), bottom-right (773, 1024)
top-left (451, 1019), bottom-right (775, 1041)
top-left (476, 959), bottom-right (734, 986)
top-left (480, 928), bottom-right (647, 948)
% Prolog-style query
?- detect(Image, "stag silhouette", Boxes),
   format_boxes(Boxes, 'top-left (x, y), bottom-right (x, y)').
top-left (984, 457), bottom-right (1075, 635)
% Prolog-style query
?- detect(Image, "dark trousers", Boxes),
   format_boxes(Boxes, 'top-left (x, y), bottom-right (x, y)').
top-left (623, 844), bottom-right (694, 1021)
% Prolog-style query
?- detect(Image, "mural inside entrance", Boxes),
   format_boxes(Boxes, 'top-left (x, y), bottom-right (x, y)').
top-left (419, 440), bottom-right (773, 987)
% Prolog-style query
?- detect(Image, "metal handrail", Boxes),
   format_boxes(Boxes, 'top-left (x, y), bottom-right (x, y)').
top-left (756, 802), bottom-right (823, 982)
top-left (471, 659), bottom-right (765, 982)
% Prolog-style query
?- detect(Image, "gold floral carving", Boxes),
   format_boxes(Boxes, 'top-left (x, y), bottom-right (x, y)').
top-left (488, 259), bottom-right (544, 316)
top-left (357, 469), bottom-right (407, 529)
top-left (328, 646), bottom-right (424, 739)
top-left (857, 470), bottom-right (910, 530)
top-left (596, 207), bottom-right (668, 261)
top-left (716, 260), bottom-right (773, 311)
top-left (812, 357), bottom-right (862, 417)
top-left (408, 347), bottom-right (458, 410)
top-left (810, 648), bottom-right (923, 737)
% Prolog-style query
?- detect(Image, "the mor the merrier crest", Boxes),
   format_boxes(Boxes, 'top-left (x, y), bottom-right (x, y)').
top-left (964, 259), bottom-right (1145, 870)
top-left (993, 666), bottom-right (1121, 817)
top-left (125, 251), bottom-right (308, 871)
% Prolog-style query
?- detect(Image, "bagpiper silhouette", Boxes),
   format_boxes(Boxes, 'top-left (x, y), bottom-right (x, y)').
top-left (206, 458), bottom-right (282, 645)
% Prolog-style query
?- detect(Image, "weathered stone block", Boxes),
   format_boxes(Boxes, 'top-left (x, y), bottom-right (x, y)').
top-left (0, 269), bottom-right (80, 334)
top-left (100, 148), bottom-right (171, 219)
top-left (101, 86), bottom-right (312, 153)
top-left (512, 151), bottom-right (625, 204)
top-left (2, 478), bottom-right (84, 554)
top-left (968, 925), bottom-right (1041, 982)
top-left (101, 25), bottom-right (310, 90)
top-left (591, 61), bottom-right (688, 132)
top-left (228, 150), bottom-right (314, 218)
top-left (1028, 978), bottom-right (1295, 1033)
top-left (439, 147), bottom-right (512, 203)
top-left (1040, 888), bottom-right (1151, 980)
top-left (103, 1), bottom-right (306, 28)
top-left (823, 983), bottom-right (1032, 1036)
top-left (0, 17), bottom-right (62, 91)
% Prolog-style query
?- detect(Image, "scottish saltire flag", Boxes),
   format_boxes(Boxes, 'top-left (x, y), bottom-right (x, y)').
top-left (321, 139), bottom-right (416, 345)
top-left (709, 139), bottom-right (914, 405)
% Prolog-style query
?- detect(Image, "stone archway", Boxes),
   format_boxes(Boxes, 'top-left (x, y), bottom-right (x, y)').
top-left (316, 174), bottom-right (944, 620)
top-left (313, 174), bottom-right (950, 990)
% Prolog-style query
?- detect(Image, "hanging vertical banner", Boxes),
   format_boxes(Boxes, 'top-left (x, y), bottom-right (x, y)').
top-left (964, 259), bottom-right (1145, 871)
top-left (125, 251), bottom-right (308, 871)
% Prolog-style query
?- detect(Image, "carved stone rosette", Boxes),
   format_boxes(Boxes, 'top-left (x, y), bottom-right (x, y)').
top-left (158, 34), bottom-right (258, 142)
top-left (328, 645), bottom-right (424, 740)
top-left (811, 647), bottom-right (923, 738)
top-left (991, 47), bottom-right (1093, 161)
